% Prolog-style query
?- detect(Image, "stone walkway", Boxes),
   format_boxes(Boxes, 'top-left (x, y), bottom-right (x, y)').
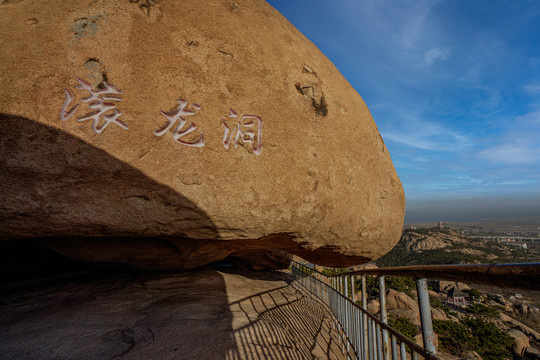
top-left (0, 268), bottom-right (345, 359)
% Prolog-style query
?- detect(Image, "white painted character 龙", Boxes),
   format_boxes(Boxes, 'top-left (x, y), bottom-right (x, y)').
top-left (154, 99), bottom-right (205, 147)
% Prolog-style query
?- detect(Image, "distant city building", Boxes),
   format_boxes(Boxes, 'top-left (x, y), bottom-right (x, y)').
top-left (437, 221), bottom-right (444, 229)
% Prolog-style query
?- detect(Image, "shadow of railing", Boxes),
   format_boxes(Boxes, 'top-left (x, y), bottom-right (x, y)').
top-left (225, 284), bottom-right (345, 360)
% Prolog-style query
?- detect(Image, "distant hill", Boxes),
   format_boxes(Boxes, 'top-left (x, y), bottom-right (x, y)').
top-left (376, 228), bottom-right (540, 267)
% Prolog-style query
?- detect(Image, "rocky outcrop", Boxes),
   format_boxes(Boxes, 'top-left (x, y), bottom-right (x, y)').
top-left (508, 329), bottom-right (529, 357)
top-left (386, 289), bottom-right (421, 325)
top-left (386, 289), bottom-right (417, 310)
top-left (0, 0), bottom-right (404, 270)
top-left (500, 313), bottom-right (540, 341)
top-left (367, 299), bottom-right (380, 315)
top-left (462, 351), bottom-right (482, 360)
top-left (402, 232), bottom-right (451, 252)
top-left (436, 281), bottom-right (470, 293)
top-left (431, 307), bottom-right (449, 321)
top-left (414, 333), bottom-right (438, 352)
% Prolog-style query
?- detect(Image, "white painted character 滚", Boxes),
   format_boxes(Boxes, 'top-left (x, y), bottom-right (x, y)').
top-left (60, 78), bottom-right (129, 133)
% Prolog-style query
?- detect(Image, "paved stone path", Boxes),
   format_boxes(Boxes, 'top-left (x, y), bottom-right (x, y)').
top-left (0, 268), bottom-right (345, 359)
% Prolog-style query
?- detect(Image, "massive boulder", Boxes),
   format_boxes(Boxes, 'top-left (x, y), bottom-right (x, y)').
top-left (0, 0), bottom-right (405, 270)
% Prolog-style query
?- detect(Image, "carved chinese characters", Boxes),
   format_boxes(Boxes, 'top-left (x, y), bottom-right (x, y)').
top-left (154, 99), bottom-right (205, 147)
top-left (222, 109), bottom-right (263, 155)
top-left (59, 79), bottom-right (263, 154)
top-left (60, 79), bottom-right (129, 133)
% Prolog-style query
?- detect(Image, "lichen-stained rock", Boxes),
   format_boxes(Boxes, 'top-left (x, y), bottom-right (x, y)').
top-left (0, 0), bottom-right (405, 270)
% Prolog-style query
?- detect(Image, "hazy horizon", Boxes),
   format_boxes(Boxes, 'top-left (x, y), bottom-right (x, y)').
top-left (405, 195), bottom-right (540, 223)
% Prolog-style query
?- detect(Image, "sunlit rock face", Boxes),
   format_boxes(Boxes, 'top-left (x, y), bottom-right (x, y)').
top-left (0, 0), bottom-right (405, 270)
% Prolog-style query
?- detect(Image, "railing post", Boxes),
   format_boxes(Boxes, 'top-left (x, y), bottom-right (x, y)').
top-left (351, 275), bottom-right (358, 359)
top-left (344, 276), bottom-right (350, 357)
top-left (379, 275), bottom-right (390, 360)
top-left (391, 335), bottom-right (398, 360)
top-left (362, 275), bottom-right (368, 360)
top-left (416, 278), bottom-right (437, 356)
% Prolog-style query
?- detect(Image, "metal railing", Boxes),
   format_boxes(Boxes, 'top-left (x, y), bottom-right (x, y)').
top-left (291, 261), bottom-right (540, 360)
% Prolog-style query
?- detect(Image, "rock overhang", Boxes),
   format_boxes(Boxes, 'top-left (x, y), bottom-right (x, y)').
top-left (0, 0), bottom-right (405, 270)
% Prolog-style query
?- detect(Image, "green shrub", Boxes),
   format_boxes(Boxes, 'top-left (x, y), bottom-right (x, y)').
top-left (388, 315), bottom-right (419, 341)
top-left (433, 318), bottom-right (514, 360)
top-left (386, 276), bottom-right (416, 297)
top-left (433, 319), bottom-right (473, 356)
top-left (354, 275), bottom-right (415, 297)
top-left (466, 303), bottom-right (500, 318)
top-left (461, 317), bottom-right (513, 360)
top-left (466, 288), bottom-right (482, 302)
top-left (322, 267), bottom-right (349, 276)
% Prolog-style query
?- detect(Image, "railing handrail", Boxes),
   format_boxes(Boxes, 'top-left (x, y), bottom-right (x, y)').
top-left (326, 275), bottom-right (437, 358)
top-left (290, 260), bottom-right (440, 360)
top-left (328, 263), bottom-right (540, 290)
top-left (291, 261), bottom-right (540, 359)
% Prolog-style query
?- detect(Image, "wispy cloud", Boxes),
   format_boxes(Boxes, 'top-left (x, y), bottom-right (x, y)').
top-left (333, 0), bottom-right (442, 57)
top-left (382, 118), bottom-right (469, 151)
top-left (478, 142), bottom-right (540, 165)
top-left (516, 109), bottom-right (540, 124)
top-left (523, 84), bottom-right (540, 94)
top-left (424, 47), bottom-right (449, 65)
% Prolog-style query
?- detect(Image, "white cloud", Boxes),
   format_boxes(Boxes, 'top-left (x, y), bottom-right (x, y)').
top-left (335, 0), bottom-right (441, 50)
top-left (500, 179), bottom-right (535, 185)
top-left (381, 118), bottom-right (469, 151)
top-left (523, 84), bottom-right (540, 94)
top-left (424, 47), bottom-right (449, 65)
top-left (478, 142), bottom-right (540, 165)
top-left (515, 109), bottom-right (540, 124)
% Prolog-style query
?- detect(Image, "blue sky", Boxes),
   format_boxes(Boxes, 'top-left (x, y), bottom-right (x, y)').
top-left (267, 0), bottom-right (540, 222)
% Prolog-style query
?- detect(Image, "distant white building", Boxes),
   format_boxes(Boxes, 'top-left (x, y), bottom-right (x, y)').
top-left (501, 240), bottom-right (527, 249)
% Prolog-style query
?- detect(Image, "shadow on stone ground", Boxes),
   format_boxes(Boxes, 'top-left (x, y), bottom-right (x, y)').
top-left (0, 267), bottom-right (345, 359)
top-left (221, 268), bottom-right (344, 359)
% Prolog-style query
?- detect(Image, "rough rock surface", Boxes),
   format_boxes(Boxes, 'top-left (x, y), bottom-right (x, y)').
top-left (438, 353), bottom-right (461, 360)
top-left (386, 289), bottom-right (421, 325)
top-left (367, 299), bottom-right (380, 314)
top-left (414, 332), bottom-right (438, 351)
top-left (462, 351), bottom-right (483, 360)
top-left (386, 289), bottom-right (417, 311)
top-left (0, 268), bottom-right (345, 359)
top-left (508, 329), bottom-right (529, 357)
top-left (500, 313), bottom-right (540, 341)
top-left (0, 0), bottom-right (404, 270)
top-left (226, 249), bottom-right (293, 271)
top-left (430, 307), bottom-right (449, 321)
top-left (437, 281), bottom-right (470, 293)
